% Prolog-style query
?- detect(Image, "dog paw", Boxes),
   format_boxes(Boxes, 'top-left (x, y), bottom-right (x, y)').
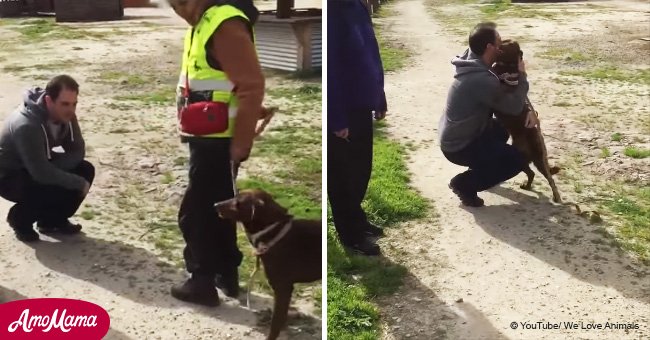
top-left (520, 183), bottom-right (533, 190)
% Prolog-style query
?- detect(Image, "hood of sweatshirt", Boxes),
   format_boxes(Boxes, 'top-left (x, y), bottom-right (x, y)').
top-left (451, 49), bottom-right (493, 78)
top-left (22, 87), bottom-right (50, 121)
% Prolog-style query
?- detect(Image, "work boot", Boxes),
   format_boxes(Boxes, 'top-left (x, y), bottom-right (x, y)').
top-left (171, 275), bottom-right (219, 307)
top-left (215, 268), bottom-right (240, 298)
top-left (364, 222), bottom-right (385, 238)
top-left (7, 217), bottom-right (39, 243)
top-left (449, 181), bottom-right (484, 207)
top-left (37, 220), bottom-right (82, 235)
top-left (343, 236), bottom-right (380, 256)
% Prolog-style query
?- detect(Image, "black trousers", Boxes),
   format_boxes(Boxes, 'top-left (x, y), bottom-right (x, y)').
top-left (443, 119), bottom-right (525, 194)
top-left (0, 160), bottom-right (95, 231)
top-left (178, 139), bottom-right (242, 278)
top-left (327, 111), bottom-right (373, 245)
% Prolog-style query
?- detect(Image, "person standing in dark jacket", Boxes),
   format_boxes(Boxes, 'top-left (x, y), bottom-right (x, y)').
top-left (0, 75), bottom-right (94, 242)
top-left (328, 0), bottom-right (386, 256)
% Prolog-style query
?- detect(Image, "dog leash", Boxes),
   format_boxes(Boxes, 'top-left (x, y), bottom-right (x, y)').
top-left (229, 160), bottom-right (256, 310)
top-left (244, 219), bottom-right (293, 310)
top-left (230, 160), bottom-right (265, 310)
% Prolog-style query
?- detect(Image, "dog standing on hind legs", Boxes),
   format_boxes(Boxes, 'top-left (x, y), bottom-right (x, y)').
top-left (492, 39), bottom-right (563, 203)
top-left (215, 189), bottom-right (321, 340)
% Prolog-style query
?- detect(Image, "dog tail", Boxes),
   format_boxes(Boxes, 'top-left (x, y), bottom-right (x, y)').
top-left (550, 166), bottom-right (561, 175)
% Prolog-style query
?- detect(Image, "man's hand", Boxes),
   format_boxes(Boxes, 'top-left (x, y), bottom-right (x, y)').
top-left (374, 111), bottom-right (387, 121)
top-left (334, 128), bottom-right (349, 140)
top-left (518, 58), bottom-right (526, 74)
top-left (230, 145), bottom-right (251, 165)
top-left (81, 180), bottom-right (90, 197)
top-left (525, 110), bottom-right (539, 129)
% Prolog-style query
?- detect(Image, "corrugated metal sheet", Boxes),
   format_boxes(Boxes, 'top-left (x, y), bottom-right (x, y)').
top-left (310, 22), bottom-right (322, 68)
top-left (256, 22), bottom-right (299, 72)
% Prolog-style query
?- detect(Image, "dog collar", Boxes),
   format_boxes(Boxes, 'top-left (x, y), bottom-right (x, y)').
top-left (248, 218), bottom-right (293, 256)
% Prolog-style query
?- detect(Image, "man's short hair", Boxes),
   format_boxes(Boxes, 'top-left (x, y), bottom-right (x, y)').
top-left (469, 22), bottom-right (498, 56)
top-left (46, 75), bottom-right (79, 101)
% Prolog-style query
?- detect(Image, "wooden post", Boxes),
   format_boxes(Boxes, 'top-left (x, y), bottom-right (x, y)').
top-left (292, 22), bottom-right (313, 71)
top-left (276, 0), bottom-right (292, 19)
top-left (369, 0), bottom-right (380, 14)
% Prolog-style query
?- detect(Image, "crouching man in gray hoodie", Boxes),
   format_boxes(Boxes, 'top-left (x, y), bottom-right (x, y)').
top-left (0, 75), bottom-right (94, 242)
top-left (439, 23), bottom-right (538, 207)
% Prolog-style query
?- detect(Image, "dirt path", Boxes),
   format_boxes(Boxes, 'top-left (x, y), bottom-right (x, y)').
top-left (0, 5), bottom-right (320, 340)
top-left (378, 1), bottom-right (650, 339)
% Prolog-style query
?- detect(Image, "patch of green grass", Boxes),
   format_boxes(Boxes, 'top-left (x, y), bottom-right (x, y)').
top-left (2, 60), bottom-right (78, 74)
top-left (79, 210), bottom-right (99, 220)
top-left (573, 181), bottom-right (584, 194)
top-left (161, 171), bottom-right (174, 185)
top-left (12, 19), bottom-right (113, 42)
top-left (553, 101), bottom-right (572, 107)
top-left (602, 188), bottom-right (650, 262)
top-left (560, 66), bottom-right (650, 85)
top-left (253, 126), bottom-right (321, 185)
top-left (611, 133), bottom-right (622, 142)
top-left (600, 147), bottom-right (611, 158)
top-left (623, 147), bottom-right (650, 159)
top-left (98, 71), bottom-right (150, 86)
top-left (328, 127), bottom-right (429, 338)
top-left (109, 128), bottom-right (131, 134)
top-left (364, 127), bottom-right (428, 225)
top-left (376, 25), bottom-right (410, 72)
top-left (479, 0), bottom-right (558, 20)
top-left (173, 156), bottom-right (188, 167)
top-left (267, 84), bottom-right (321, 104)
top-left (479, 0), bottom-right (512, 16)
top-left (538, 48), bottom-right (590, 62)
top-left (115, 88), bottom-right (176, 106)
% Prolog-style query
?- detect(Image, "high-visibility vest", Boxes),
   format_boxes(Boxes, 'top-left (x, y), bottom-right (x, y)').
top-left (178, 5), bottom-right (252, 138)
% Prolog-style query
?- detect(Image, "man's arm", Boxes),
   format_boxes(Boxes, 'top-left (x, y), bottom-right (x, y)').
top-left (211, 18), bottom-right (265, 161)
top-left (51, 116), bottom-right (85, 170)
top-left (327, 0), bottom-right (351, 133)
top-left (12, 124), bottom-right (87, 191)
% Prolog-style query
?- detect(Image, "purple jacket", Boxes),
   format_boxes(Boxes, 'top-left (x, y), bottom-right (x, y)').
top-left (327, 0), bottom-right (387, 132)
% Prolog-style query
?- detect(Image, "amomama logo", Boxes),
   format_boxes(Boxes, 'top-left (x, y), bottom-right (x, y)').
top-left (0, 298), bottom-right (110, 339)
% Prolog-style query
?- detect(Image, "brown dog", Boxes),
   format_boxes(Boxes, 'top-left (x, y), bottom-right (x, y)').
top-left (492, 39), bottom-right (562, 203)
top-left (215, 189), bottom-right (321, 340)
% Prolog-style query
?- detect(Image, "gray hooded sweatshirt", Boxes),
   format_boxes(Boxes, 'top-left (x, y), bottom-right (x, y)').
top-left (0, 88), bottom-right (86, 191)
top-left (438, 49), bottom-right (529, 152)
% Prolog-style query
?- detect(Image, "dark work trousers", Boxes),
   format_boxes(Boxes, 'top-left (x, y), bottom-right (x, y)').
top-left (178, 139), bottom-right (243, 278)
top-left (0, 160), bottom-right (95, 231)
top-left (328, 111), bottom-right (373, 245)
top-left (443, 118), bottom-right (525, 194)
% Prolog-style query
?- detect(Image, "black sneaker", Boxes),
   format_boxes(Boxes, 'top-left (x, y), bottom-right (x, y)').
top-left (171, 275), bottom-right (219, 307)
top-left (215, 269), bottom-right (240, 298)
top-left (37, 220), bottom-right (82, 235)
top-left (448, 182), bottom-right (484, 207)
top-left (14, 228), bottom-right (39, 242)
top-left (344, 236), bottom-right (380, 256)
top-left (364, 223), bottom-right (385, 238)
